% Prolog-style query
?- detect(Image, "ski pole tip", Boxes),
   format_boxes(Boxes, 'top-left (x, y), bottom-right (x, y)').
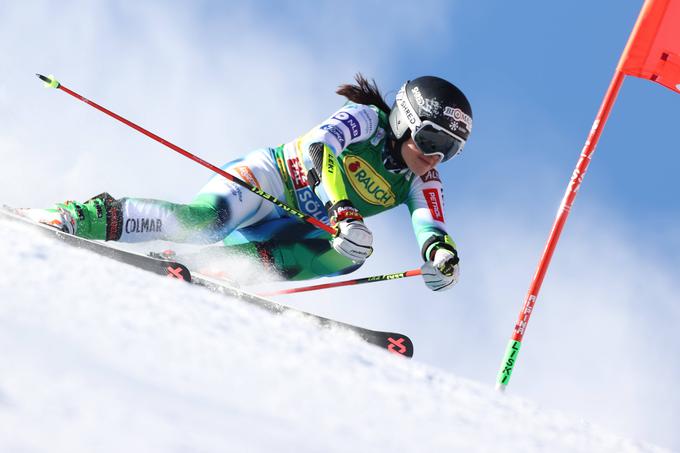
top-left (35, 73), bottom-right (60, 89)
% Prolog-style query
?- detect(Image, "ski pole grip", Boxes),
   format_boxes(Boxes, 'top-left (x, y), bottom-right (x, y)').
top-left (36, 73), bottom-right (60, 89)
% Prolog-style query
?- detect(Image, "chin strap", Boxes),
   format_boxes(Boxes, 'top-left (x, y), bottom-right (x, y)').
top-left (383, 132), bottom-right (410, 174)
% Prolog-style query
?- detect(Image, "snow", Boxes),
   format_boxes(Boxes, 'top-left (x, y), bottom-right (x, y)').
top-left (0, 218), bottom-right (669, 453)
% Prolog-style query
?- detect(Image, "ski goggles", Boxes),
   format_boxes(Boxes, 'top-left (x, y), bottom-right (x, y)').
top-left (412, 121), bottom-right (466, 163)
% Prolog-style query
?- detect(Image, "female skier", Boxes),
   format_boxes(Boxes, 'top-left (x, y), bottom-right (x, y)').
top-left (23, 74), bottom-right (473, 291)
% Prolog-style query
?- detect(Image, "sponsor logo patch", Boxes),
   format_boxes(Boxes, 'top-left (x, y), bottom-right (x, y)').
top-left (285, 156), bottom-right (328, 223)
top-left (286, 157), bottom-right (308, 190)
top-left (443, 106), bottom-right (473, 131)
top-left (332, 111), bottom-right (361, 139)
top-left (233, 166), bottom-right (260, 188)
top-left (344, 155), bottom-right (395, 207)
top-left (295, 186), bottom-right (328, 223)
top-left (320, 124), bottom-right (346, 148)
top-left (420, 169), bottom-right (441, 183)
top-left (125, 218), bottom-right (163, 234)
top-left (423, 188), bottom-right (444, 222)
top-left (398, 95), bottom-right (418, 125)
top-left (411, 86), bottom-right (441, 116)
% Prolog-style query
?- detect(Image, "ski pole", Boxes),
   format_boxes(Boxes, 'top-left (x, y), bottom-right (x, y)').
top-left (256, 269), bottom-right (422, 297)
top-left (35, 74), bottom-right (337, 236)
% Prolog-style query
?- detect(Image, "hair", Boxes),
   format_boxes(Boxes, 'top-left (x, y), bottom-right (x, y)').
top-left (336, 73), bottom-right (391, 114)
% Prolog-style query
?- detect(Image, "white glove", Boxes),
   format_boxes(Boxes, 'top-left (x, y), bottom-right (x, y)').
top-left (332, 219), bottom-right (373, 264)
top-left (421, 248), bottom-right (460, 291)
top-left (329, 200), bottom-right (373, 264)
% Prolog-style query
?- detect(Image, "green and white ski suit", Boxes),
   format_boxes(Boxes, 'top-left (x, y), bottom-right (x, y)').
top-left (72, 102), bottom-right (456, 281)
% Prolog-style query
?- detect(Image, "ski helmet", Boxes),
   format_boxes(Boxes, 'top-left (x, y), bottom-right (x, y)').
top-left (388, 76), bottom-right (473, 163)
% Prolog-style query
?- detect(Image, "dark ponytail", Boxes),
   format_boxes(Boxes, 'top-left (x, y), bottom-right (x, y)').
top-left (336, 73), bottom-right (390, 114)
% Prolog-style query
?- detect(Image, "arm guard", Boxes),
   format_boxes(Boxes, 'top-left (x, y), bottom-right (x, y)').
top-left (307, 142), bottom-right (350, 206)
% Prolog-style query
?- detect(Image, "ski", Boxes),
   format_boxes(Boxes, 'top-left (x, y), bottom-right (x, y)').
top-left (189, 271), bottom-right (414, 357)
top-left (1, 206), bottom-right (414, 357)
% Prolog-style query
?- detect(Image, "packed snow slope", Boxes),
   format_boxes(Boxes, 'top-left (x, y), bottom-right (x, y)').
top-left (0, 218), bottom-right (668, 453)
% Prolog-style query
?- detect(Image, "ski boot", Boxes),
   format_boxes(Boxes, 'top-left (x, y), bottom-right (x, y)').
top-left (19, 193), bottom-right (122, 240)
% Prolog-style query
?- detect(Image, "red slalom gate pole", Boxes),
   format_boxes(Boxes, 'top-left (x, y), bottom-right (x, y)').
top-left (495, 70), bottom-right (626, 392)
top-left (35, 74), bottom-right (337, 237)
top-left (257, 269), bottom-right (422, 297)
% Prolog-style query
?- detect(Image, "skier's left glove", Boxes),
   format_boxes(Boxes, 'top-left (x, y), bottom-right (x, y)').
top-left (421, 247), bottom-right (460, 291)
top-left (329, 200), bottom-right (373, 264)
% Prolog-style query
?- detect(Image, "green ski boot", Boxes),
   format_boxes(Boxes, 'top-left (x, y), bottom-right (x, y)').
top-left (20, 193), bottom-right (122, 241)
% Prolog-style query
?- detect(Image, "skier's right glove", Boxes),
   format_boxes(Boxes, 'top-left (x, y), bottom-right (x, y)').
top-left (421, 247), bottom-right (460, 291)
top-left (329, 200), bottom-right (373, 264)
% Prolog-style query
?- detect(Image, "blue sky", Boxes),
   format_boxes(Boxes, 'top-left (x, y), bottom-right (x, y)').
top-left (1, 0), bottom-right (679, 450)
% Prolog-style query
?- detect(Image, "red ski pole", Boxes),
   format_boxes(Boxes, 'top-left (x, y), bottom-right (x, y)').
top-left (257, 269), bottom-right (422, 297)
top-left (36, 74), bottom-right (337, 237)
